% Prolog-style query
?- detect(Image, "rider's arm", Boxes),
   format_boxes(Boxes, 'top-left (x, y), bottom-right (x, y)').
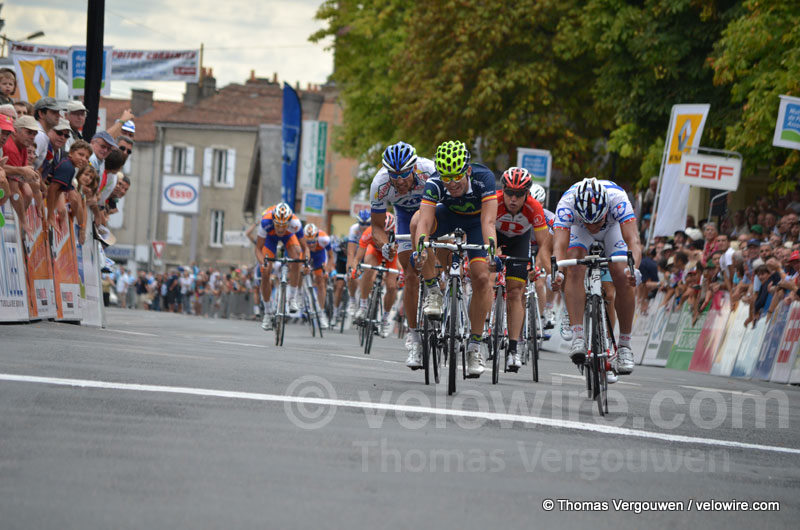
top-left (553, 227), bottom-right (570, 263)
top-left (326, 249), bottom-right (335, 272)
top-left (533, 229), bottom-right (553, 274)
top-left (354, 244), bottom-right (366, 264)
top-left (620, 220), bottom-right (642, 267)
top-left (416, 203), bottom-right (436, 248)
top-left (480, 197), bottom-right (498, 246)
top-left (371, 211), bottom-right (388, 249)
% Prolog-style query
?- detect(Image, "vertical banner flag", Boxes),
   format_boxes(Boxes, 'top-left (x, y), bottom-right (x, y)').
top-left (67, 46), bottom-right (112, 96)
top-left (11, 55), bottom-right (57, 103)
top-left (281, 82), bottom-right (302, 206)
top-left (516, 148), bottom-right (552, 188)
top-left (299, 121), bottom-right (328, 191)
top-left (51, 220), bottom-right (82, 322)
top-left (23, 204), bottom-right (56, 319)
top-left (773, 95), bottom-right (800, 150)
top-left (653, 104), bottom-right (710, 237)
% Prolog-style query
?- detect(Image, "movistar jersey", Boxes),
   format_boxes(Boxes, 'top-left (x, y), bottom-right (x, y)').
top-left (420, 163), bottom-right (497, 215)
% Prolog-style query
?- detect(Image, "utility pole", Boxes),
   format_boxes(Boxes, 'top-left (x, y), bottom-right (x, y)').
top-left (83, 0), bottom-right (105, 139)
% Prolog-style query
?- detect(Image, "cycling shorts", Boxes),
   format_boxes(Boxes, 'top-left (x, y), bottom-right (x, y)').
top-left (366, 244), bottom-right (400, 271)
top-left (498, 230), bottom-right (530, 283)
top-left (396, 209), bottom-right (413, 253)
top-left (566, 221), bottom-right (628, 257)
top-left (430, 203), bottom-right (487, 262)
top-left (310, 249), bottom-right (327, 270)
top-left (263, 233), bottom-right (302, 259)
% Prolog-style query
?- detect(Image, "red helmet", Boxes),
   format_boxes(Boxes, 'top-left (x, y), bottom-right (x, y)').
top-left (501, 167), bottom-right (532, 191)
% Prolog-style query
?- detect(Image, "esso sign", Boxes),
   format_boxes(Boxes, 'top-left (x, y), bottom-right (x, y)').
top-left (678, 154), bottom-right (741, 192)
top-left (165, 183), bottom-right (197, 206)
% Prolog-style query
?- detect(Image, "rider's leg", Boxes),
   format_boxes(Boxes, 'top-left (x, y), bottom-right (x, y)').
top-left (603, 280), bottom-right (616, 331)
top-left (609, 262), bottom-right (633, 335)
top-left (468, 258), bottom-right (492, 337)
top-left (565, 246), bottom-right (588, 335)
top-left (506, 278), bottom-right (525, 343)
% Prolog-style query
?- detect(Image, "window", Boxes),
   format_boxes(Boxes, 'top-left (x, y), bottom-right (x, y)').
top-left (204, 147), bottom-right (236, 188)
top-left (164, 145), bottom-right (194, 175)
top-left (167, 214), bottom-right (184, 245)
top-left (210, 210), bottom-right (225, 247)
top-left (173, 147), bottom-right (187, 174)
top-left (212, 149), bottom-right (227, 186)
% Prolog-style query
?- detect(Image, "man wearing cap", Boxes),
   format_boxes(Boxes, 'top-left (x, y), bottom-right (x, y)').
top-left (64, 100), bottom-right (87, 151)
top-left (778, 251), bottom-right (800, 301)
top-left (32, 97), bottom-right (63, 170)
top-left (40, 119), bottom-right (72, 184)
top-left (0, 114), bottom-right (12, 210)
top-left (120, 120), bottom-right (135, 139)
top-left (89, 130), bottom-right (118, 197)
top-left (2, 116), bottom-right (44, 237)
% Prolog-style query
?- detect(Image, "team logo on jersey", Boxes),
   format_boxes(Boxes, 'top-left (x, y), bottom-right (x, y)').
top-left (533, 214), bottom-right (544, 226)
top-left (569, 233), bottom-right (578, 241)
top-left (615, 202), bottom-right (627, 217)
top-left (557, 208), bottom-right (574, 223)
top-left (376, 181), bottom-right (392, 200)
top-left (614, 240), bottom-right (626, 249)
top-left (450, 202), bottom-right (477, 213)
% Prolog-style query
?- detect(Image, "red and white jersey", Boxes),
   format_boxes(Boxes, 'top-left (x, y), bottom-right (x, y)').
top-left (495, 190), bottom-right (548, 238)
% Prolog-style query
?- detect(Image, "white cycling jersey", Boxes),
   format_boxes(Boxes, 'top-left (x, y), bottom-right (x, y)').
top-left (348, 223), bottom-right (368, 244)
top-left (369, 157), bottom-right (436, 214)
top-left (554, 180), bottom-right (635, 230)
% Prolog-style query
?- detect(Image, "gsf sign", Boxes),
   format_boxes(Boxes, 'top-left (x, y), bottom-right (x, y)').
top-left (678, 154), bottom-right (742, 192)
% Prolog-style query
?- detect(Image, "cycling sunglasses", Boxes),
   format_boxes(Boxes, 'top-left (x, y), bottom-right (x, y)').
top-left (504, 189), bottom-right (527, 198)
top-left (440, 171), bottom-right (466, 183)
top-left (389, 168), bottom-right (413, 179)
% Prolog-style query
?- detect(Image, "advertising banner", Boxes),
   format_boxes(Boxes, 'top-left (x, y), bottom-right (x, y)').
top-left (653, 104), bottom-right (710, 237)
top-left (0, 202), bottom-right (29, 321)
top-left (772, 94), bottom-right (800, 150)
top-left (111, 49), bottom-right (199, 81)
top-left (78, 216), bottom-right (103, 327)
top-left (161, 175), bottom-right (200, 214)
top-left (752, 301), bottom-right (791, 380)
top-left (731, 317), bottom-right (768, 378)
top-left (22, 204), bottom-right (56, 319)
top-left (770, 301), bottom-right (800, 383)
top-left (678, 154), bottom-right (741, 192)
top-left (299, 120), bottom-right (328, 191)
top-left (516, 148), bottom-right (551, 188)
top-left (9, 42), bottom-right (70, 82)
top-left (689, 291), bottom-right (731, 373)
top-left (50, 220), bottom-right (81, 321)
top-left (631, 293), bottom-right (663, 364)
top-left (666, 306), bottom-right (707, 371)
top-left (301, 191), bottom-right (326, 217)
top-left (67, 46), bottom-right (112, 97)
top-left (11, 55), bottom-right (57, 103)
top-left (710, 303), bottom-right (749, 376)
top-left (281, 82), bottom-right (302, 206)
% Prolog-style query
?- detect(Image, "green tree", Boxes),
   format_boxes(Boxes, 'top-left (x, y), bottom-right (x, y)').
top-left (711, 0), bottom-right (800, 194)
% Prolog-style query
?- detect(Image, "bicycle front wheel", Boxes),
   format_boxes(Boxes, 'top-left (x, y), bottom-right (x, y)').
top-left (529, 295), bottom-right (540, 383)
top-left (491, 285), bottom-right (504, 385)
top-left (276, 284), bottom-right (286, 347)
top-left (447, 287), bottom-right (458, 396)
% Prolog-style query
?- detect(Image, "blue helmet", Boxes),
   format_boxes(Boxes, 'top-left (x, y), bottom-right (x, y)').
top-left (382, 141), bottom-right (418, 173)
top-left (356, 209), bottom-right (371, 226)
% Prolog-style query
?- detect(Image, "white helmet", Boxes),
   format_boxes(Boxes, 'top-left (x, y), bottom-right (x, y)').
top-left (574, 178), bottom-right (609, 224)
top-left (530, 184), bottom-right (546, 204)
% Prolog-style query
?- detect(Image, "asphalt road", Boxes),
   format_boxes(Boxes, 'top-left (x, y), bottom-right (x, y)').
top-left (1, 308), bottom-right (798, 529)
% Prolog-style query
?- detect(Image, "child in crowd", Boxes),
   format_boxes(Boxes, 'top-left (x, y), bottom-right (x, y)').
top-left (0, 69), bottom-right (16, 105)
top-left (47, 140), bottom-right (93, 243)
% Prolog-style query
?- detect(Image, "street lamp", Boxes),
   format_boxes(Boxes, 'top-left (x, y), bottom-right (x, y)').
top-left (0, 30), bottom-right (46, 57)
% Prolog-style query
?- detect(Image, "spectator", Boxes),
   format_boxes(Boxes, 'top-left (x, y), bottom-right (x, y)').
top-left (0, 68), bottom-right (16, 105)
top-left (116, 266), bottom-right (131, 306)
top-left (47, 139), bottom-right (92, 243)
top-left (64, 100), bottom-right (88, 150)
top-left (3, 116), bottom-right (42, 238)
top-left (89, 130), bottom-right (117, 185)
top-left (117, 136), bottom-right (134, 165)
top-left (40, 118), bottom-right (71, 184)
top-left (32, 97), bottom-right (63, 170)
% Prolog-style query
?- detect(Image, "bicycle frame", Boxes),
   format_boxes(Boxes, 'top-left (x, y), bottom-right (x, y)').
top-left (264, 255), bottom-right (306, 347)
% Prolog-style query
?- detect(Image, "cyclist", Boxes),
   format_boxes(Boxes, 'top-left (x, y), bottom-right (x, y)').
top-left (495, 167), bottom-right (552, 372)
top-left (331, 235), bottom-right (349, 323)
top-left (411, 140), bottom-right (497, 378)
top-left (528, 183), bottom-right (561, 334)
top-left (304, 223), bottom-right (334, 329)
top-left (550, 178), bottom-right (641, 375)
top-left (343, 209), bottom-right (372, 316)
top-left (354, 212), bottom-right (400, 338)
top-left (255, 202), bottom-right (309, 330)
top-left (368, 141), bottom-right (436, 368)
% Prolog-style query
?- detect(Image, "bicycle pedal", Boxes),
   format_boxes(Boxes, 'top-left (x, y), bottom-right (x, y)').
top-left (465, 373), bottom-right (481, 379)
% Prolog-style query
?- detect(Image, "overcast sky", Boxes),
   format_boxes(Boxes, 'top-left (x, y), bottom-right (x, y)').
top-left (4, 0), bottom-right (334, 101)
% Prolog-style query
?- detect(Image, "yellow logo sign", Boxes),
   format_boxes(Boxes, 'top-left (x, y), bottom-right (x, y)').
top-left (15, 57), bottom-right (57, 104)
top-left (668, 113), bottom-right (704, 165)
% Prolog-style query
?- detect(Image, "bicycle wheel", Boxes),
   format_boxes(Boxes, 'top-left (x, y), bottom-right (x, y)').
top-left (431, 320), bottom-right (440, 384)
top-left (276, 283), bottom-right (286, 347)
top-left (422, 314), bottom-right (431, 385)
top-left (339, 287), bottom-right (348, 334)
top-left (529, 295), bottom-right (540, 383)
top-left (594, 299), bottom-right (609, 415)
top-left (491, 286), bottom-right (504, 384)
top-left (364, 289), bottom-right (379, 355)
top-left (309, 286), bottom-right (323, 338)
top-left (447, 284), bottom-right (458, 396)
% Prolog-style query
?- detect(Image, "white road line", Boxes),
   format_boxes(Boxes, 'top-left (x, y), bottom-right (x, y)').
top-left (106, 329), bottom-right (158, 337)
top-left (329, 353), bottom-right (401, 364)
top-left (551, 373), bottom-right (640, 386)
top-left (0, 372), bottom-right (797, 456)
top-left (215, 340), bottom-right (264, 348)
top-left (681, 385), bottom-right (748, 396)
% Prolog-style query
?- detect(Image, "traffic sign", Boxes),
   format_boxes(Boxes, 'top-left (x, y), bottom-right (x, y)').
top-left (152, 240), bottom-right (165, 259)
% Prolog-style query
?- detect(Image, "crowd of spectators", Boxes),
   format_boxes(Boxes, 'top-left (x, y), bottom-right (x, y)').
top-left (637, 193), bottom-right (800, 327)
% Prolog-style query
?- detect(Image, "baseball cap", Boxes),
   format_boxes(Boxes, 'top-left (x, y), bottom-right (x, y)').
top-left (33, 97), bottom-right (62, 113)
top-left (121, 120), bottom-right (136, 134)
top-left (750, 224), bottom-right (764, 235)
top-left (92, 130), bottom-right (118, 148)
top-left (66, 100), bottom-right (87, 113)
top-left (685, 227), bottom-right (703, 241)
top-left (53, 118), bottom-right (71, 132)
top-left (14, 115), bottom-right (40, 131)
top-left (747, 238), bottom-right (761, 248)
top-left (790, 251), bottom-right (800, 262)
top-left (0, 114), bottom-right (14, 132)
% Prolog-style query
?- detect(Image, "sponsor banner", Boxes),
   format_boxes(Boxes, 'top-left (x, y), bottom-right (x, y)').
top-left (516, 148), bottom-right (552, 188)
top-left (9, 42), bottom-right (71, 83)
top-left (67, 46), bottom-right (113, 97)
top-left (78, 214), bottom-right (103, 327)
top-left (223, 231), bottom-right (251, 248)
top-left (301, 191), bottom-right (326, 217)
top-left (161, 175), bottom-right (200, 214)
top-left (752, 301), bottom-right (791, 380)
top-left (11, 55), bottom-right (57, 103)
top-left (0, 202), bottom-right (30, 321)
top-left (678, 154), bottom-right (741, 192)
top-left (111, 49), bottom-right (199, 81)
top-left (772, 95), bottom-right (800, 150)
top-left (631, 293), bottom-right (663, 364)
top-left (666, 306), bottom-right (708, 371)
top-left (299, 120), bottom-right (328, 191)
top-left (770, 301), bottom-right (800, 383)
top-left (281, 82), bottom-right (302, 206)
top-left (22, 204), bottom-right (56, 319)
top-left (710, 303), bottom-right (749, 376)
top-left (641, 304), bottom-right (671, 366)
top-left (50, 219), bottom-right (81, 321)
top-left (658, 306), bottom-right (687, 365)
top-left (350, 199), bottom-right (372, 219)
top-left (653, 104), bottom-right (710, 237)
top-left (689, 292), bottom-right (731, 373)
top-left (731, 317), bottom-right (768, 378)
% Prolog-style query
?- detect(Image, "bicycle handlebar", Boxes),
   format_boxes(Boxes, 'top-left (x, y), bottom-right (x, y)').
top-left (358, 263), bottom-right (401, 274)
top-left (550, 251), bottom-right (635, 283)
top-left (264, 257), bottom-right (307, 264)
top-left (423, 240), bottom-right (489, 252)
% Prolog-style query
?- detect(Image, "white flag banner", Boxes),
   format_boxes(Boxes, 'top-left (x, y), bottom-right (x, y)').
top-left (653, 104), bottom-right (710, 237)
top-left (773, 95), bottom-right (800, 151)
top-left (111, 50), bottom-right (199, 81)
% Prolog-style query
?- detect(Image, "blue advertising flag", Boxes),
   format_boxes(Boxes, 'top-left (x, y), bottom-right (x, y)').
top-left (281, 83), bottom-right (302, 207)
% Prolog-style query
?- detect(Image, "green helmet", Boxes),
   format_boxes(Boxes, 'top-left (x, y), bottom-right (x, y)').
top-left (435, 140), bottom-right (471, 176)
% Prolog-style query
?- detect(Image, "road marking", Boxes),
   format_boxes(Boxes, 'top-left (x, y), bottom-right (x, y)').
top-left (1, 373), bottom-right (797, 456)
top-left (552, 373), bottom-right (641, 386)
top-left (106, 329), bottom-right (158, 337)
top-left (330, 353), bottom-right (400, 364)
top-left (681, 385), bottom-right (748, 396)
top-left (215, 340), bottom-right (263, 348)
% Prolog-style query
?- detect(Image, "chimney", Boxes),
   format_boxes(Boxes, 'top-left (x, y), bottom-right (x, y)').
top-left (131, 88), bottom-right (153, 116)
top-left (273, 72), bottom-right (278, 84)
top-left (200, 68), bottom-right (217, 100)
top-left (183, 82), bottom-right (200, 106)
top-left (250, 69), bottom-right (256, 81)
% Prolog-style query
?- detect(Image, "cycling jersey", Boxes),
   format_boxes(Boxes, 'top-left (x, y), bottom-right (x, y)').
top-left (307, 230), bottom-right (332, 254)
top-left (369, 157), bottom-right (436, 214)
top-left (553, 180), bottom-right (635, 231)
top-left (496, 190), bottom-right (548, 238)
top-left (420, 163), bottom-right (497, 216)
top-left (348, 222), bottom-right (368, 244)
top-left (257, 206), bottom-right (304, 239)
top-left (531, 208), bottom-right (556, 247)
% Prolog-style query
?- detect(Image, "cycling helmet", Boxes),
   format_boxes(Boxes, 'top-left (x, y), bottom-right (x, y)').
top-left (382, 142), bottom-right (417, 174)
top-left (273, 202), bottom-right (293, 226)
top-left (530, 183), bottom-right (546, 204)
top-left (574, 178), bottom-right (609, 224)
top-left (303, 223), bottom-right (319, 239)
top-left (384, 212), bottom-right (396, 233)
top-left (356, 209), bottom-right (371, 226)
top-left (501, 167), bottom-right (532, 190)
top-left (434, 140), bottom-right (470, 176)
